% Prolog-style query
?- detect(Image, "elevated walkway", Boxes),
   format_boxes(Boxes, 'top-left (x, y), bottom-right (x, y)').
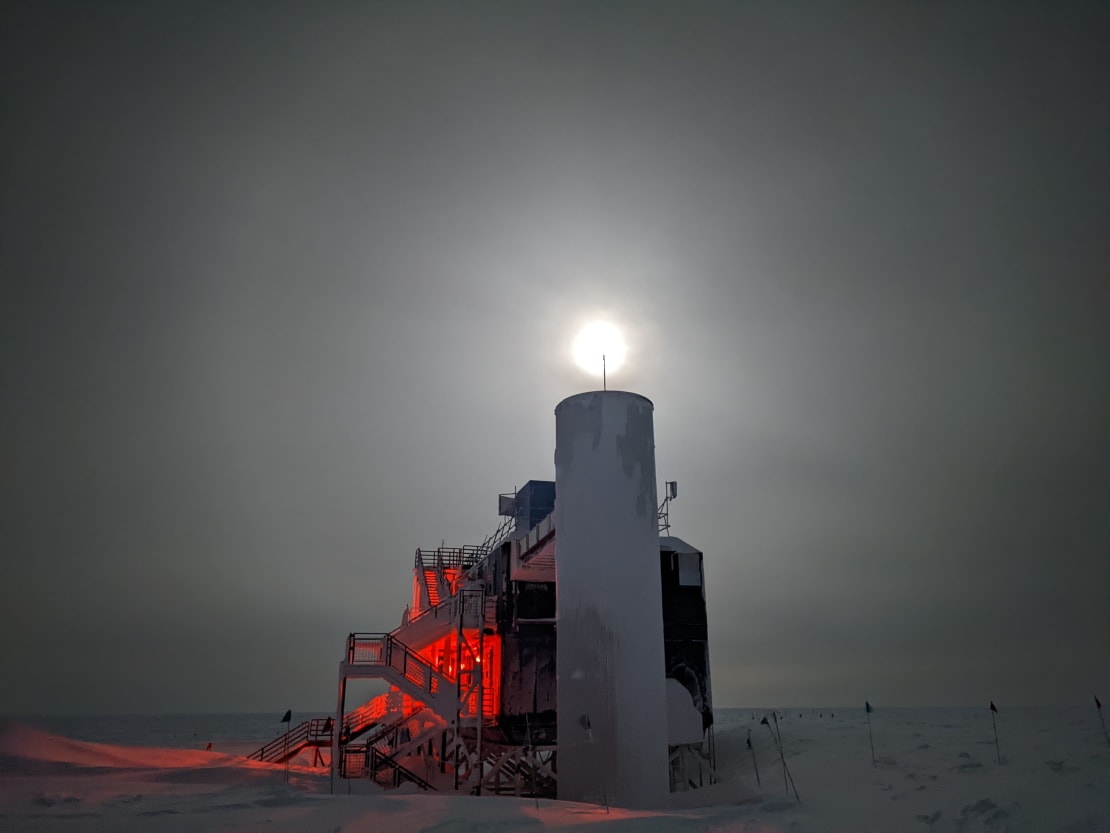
top-left (340, 633), bottom-right (459, 720)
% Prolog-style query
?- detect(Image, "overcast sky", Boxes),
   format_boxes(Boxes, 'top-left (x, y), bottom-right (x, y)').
top-left (2, 1), bottom-right (1107, 715)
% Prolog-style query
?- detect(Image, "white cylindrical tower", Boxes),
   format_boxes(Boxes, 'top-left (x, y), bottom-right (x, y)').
top-left (554, 391), bottom-right (668, 806)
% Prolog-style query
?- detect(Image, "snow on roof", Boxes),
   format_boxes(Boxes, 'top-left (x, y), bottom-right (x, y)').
top-left (659, 536), bottom-right (701, 555)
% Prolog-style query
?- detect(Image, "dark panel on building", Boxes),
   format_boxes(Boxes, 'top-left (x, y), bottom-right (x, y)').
top-left (659, 541), bottom-right (713, 731)
top-left (516, 581), bottom-right (556, 621)
top-left (498, 626), bottom-right (557, 745)
top-left (513, 480), bottom-right (556, 533)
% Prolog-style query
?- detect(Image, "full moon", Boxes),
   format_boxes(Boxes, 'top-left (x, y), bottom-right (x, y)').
top-left (572, 321), bottom-right (627, 377)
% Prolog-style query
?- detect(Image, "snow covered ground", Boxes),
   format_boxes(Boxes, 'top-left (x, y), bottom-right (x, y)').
top-left (2, 707), bottom-right (1106, 832)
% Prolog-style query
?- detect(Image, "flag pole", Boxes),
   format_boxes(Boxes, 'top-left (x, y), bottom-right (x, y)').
top-left (865, 702), bottom-right (876, 767)
top-left (772, 713), bottom-right (786, 791)
top-left (1096, 696), bottom-right (1108, 746)
top-left (760, 716), bottom-right (781, 789)
top-left (602, 354), bottom-right (606, 391)
top-left (280, 709), bottom-right (292, 783)
top-left (989, 701), bottom-right (1000, 765)
top-left (746, 728), bottom-right (761, 786)
top-left (764, 713), bottom-right (800, 803)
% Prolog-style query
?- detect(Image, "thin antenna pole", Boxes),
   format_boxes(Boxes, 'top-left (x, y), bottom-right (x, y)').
top-left (602, 354), bottom-right (606, 391)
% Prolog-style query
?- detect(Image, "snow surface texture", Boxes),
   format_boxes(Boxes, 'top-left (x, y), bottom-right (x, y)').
top-left (554, 391), bottom-right (669, 807)
top-left (2, 707), bottom-right (1107, 832)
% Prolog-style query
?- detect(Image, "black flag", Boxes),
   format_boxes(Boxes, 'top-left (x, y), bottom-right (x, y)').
top-left (865, 701), bottom-right (873, 713)
top-left (989, 701), bottom-right (998, 714)
top-left (281, 709), bottom-right (292, 723)
top-left (1096, 696), bottom-right (1102, 711)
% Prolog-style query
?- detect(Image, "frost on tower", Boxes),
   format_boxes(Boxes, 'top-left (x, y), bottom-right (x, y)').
top-left (554, 391), bottom-right (669, 805)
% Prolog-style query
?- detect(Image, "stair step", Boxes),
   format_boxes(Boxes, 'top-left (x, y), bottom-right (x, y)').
top-left (424, 569), bottom-right (440, 606)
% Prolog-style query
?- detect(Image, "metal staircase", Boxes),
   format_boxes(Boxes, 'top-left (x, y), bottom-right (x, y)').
top-left (247, 692), bottom-right (423, 765)
top-left (340, 744), bottom-right (437, 790)
top-left (248, 718), bottom-right (333, 764)
top-left (470, 747), bottom-right (558, 797)
top-left (341, 633), bottom-right (458, 718)
top-left (331, 525), bottom-right (521, 792)
top-left (413, 546), bottom-right (487, 613)
top-left (391, 593), bottom-right (461, 652)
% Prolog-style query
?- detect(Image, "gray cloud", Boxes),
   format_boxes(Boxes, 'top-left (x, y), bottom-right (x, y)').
top-left (2, 1), bottom-right (1107, 713)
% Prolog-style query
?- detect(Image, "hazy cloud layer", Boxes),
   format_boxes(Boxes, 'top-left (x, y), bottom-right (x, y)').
top-left (2, 1), bottom-right (1107, 713)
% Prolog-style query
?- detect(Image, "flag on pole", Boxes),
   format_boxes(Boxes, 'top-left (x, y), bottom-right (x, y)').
top-left (989, 701), bottom-right (997, 714)
top-left (280, 709), bottom-right (292, 783)
top-left (865, 701), bottom-right (876, 766)
top-left (1096, 695), bottom-right (1102, 710)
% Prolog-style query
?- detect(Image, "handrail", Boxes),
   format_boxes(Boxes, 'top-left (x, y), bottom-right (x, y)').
top-left (341, 744), bottom-right (434, 790)
top-left (369, 747), bottom-right (435, 790)
top-left (478, 514), bottom-right (516, 555)
top-left (250, 693), bottom-right (416, 762)
top-left (401, 591), bottom-right (458, 631)
top-left (360, 705), bottom-right (428, 751)
top-left (413, 545), bottom-right (487, 571)
top-left (341, 692), bottom-right (395, 740)
top-left (345, 633), bottom-right (452, 701)
top-left (364, 709), bottom-right (443, 765)
top-left (249, 717), bottom-right (333, 763)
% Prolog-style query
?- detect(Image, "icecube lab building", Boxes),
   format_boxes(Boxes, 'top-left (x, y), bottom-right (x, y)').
top-left (250, 391), bottom-right (715, 803)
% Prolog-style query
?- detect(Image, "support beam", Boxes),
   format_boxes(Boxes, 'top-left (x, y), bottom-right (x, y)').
top-left (332, 669), bottom-right (347, 782)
